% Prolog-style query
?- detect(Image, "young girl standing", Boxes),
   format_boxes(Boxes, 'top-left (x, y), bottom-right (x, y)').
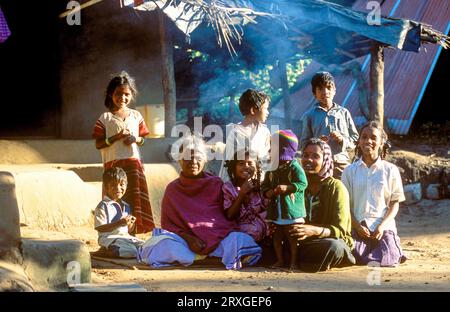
top-left (219, 89), bottom-right (271, 182)
top-left (262, 130), bottom-right (307, 270)
top-left (92, 71), bottom-right (154, 234)
top-left (222, 149), bottom-right (268, 243)
top-left (342, 121), bottom-right (406, 267)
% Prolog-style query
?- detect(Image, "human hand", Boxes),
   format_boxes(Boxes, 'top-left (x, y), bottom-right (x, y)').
top-left (274, 185), bottom-right (289, 195)
top-left (319, 135), bottom-right (329, 142)
top-left (125, 215), bottom-right (136, 226)
top-left (119, 128), bottom-right (131, 138)
top-left (268, 223), bottom-right (277, 237)
top-left (329, 131), bottom-right (343, 144)
top-left (356, 223), bottom-right (371, 239)
top-left (289, 224), bottom-right (320, 241)
top-left (265, 189), bottom-right (275, 199)
top-left (186, 236), bottom-right (206, 254)
top-left (240, 178), bottom-right (256, 194)
top-left (372, 224), bottom-right (385, 240)
top-left (123, 135), bottom-right (137, 145)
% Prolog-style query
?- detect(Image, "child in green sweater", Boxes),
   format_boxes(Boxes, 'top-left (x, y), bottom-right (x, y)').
top-left (262, 130), bottom-right (307, 270)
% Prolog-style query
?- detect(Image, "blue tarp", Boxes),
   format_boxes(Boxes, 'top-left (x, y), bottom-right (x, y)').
top-left (128, 0), bottom-right (423, 64)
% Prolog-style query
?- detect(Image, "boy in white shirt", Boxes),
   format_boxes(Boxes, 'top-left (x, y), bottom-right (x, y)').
top-left (94, 167), bottom-right (144, 258)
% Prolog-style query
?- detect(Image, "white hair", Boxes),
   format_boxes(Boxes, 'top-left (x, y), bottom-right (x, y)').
top-left (171, 134), bottom-right (209, 161)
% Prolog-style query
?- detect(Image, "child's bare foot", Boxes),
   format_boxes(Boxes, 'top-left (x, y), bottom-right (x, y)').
top-left (270, 261), bottom-right (285, 269)
top-left (287, 264), bottom-right (301, 272)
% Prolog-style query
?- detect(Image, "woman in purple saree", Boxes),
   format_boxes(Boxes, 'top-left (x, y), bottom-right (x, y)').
top-left (138, 135), bottom-right (261, 270)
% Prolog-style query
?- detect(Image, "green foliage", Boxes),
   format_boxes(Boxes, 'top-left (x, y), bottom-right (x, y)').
top-left (184, 50), bottom-right (311, 125)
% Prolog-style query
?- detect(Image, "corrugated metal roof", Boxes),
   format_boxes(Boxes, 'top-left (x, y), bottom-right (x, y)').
top-left (270, 0), bottom-right (450, 135)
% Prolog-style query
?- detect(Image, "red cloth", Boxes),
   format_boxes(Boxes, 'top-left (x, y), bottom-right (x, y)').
top-left (104, 159), bottom-right (154, 233)
top-left (161, 172), bottom-right (238, 254)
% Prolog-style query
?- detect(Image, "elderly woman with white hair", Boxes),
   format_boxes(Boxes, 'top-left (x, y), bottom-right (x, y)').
top-left (138, 135), bottom-right (262, 270)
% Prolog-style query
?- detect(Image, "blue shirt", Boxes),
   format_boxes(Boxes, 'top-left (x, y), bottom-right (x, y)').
top-left (300, 102), bottom-right (359, 162)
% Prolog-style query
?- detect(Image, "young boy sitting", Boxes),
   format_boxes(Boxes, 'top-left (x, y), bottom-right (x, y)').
top-left (300, 71), bottom-right (359, 178)
top-left (94, 167), bottom-right (144, 258)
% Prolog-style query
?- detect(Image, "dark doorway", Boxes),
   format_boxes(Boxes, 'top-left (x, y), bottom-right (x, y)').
top-left (0, 1), bottom-right (65, 138)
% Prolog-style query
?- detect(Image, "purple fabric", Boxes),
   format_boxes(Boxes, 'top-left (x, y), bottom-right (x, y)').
top-left (222, 181), bottom-right (269, 242)
top-left (161, 172), bottom-right (237, 255)
top-left (0, 8), bottom-right (11, 43)
top-left (352, 229), bottom-right (406, 267)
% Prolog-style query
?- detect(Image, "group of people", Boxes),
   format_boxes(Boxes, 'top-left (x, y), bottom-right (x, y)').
top-left (92, 70), bottom-right (406, 273)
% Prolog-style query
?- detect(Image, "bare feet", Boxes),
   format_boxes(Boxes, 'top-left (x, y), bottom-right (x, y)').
top-left (287, 263), bottom-right (301, 272)
top-left (270, 260), bottom-right (285, 269)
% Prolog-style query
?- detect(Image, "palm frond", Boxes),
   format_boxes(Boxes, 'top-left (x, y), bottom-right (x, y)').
top-left (420, 23), bottom-right (450, 49)
top-left (174, 0), bottom-right (281, 55)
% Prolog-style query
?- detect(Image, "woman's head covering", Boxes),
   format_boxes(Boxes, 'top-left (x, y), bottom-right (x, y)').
top-left (302, 138), bottom-right (334, 180)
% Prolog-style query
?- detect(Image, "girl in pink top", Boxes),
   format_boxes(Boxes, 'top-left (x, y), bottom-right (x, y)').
top-left (223, 149), bottom-right (269, 242)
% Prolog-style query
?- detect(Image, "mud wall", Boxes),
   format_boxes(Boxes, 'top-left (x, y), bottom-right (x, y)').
top-left (59, 1), bottom-right (164, 138)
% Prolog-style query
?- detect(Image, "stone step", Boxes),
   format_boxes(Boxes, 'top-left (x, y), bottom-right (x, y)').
top-left (21, 232), bottom-right (91, 291)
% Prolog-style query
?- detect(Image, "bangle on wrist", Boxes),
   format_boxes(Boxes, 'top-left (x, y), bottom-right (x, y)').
top-left (105, 138), bottom-right (112, 146)
top-left (318, 227), bottom-right (326, 238)
top-left (137, 137), bottom-right (145, 146)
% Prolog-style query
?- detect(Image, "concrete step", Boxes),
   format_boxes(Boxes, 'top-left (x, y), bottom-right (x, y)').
top-left (21, 231), bottom-right (91, 291)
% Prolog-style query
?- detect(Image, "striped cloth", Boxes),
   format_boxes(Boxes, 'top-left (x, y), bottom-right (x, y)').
top-left (0, 7), bottom-right (11, 43)
top-left (104, 158), bottom-right (154, 234)
top-left (209, 231), bottom-right (262, 270)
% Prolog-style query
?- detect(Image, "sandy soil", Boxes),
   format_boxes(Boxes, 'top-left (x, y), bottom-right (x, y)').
top-left (84, 199), bottom-right (450, 292)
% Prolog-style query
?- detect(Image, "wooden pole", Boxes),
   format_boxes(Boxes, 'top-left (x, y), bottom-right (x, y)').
top-left (369, 44), bottom-right (384, 128)
top-left (159, 10), bottom-right (177, 137)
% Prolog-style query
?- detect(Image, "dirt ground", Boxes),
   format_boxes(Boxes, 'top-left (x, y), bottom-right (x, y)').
top-left (12, 141), bottom-right (448, 292)
top-left (82, 141), bottom-right (450, 292)
top-left (78, 198), bottom-right (450, 292)
top-left (60, 141), bottom-right (448, 292)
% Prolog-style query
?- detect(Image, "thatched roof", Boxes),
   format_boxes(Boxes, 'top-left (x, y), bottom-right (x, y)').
top-left (126, 0), bottom-right (449, 63)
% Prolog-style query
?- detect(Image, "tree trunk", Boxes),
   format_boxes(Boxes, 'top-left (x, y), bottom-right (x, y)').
top-left (278, 56), bottom-right (292, 129)
top-left (159, 10), bottom-right (176, 137)
top-left (228, 92), bottom-right (235, 120)
top-left (369, 44), bottom-right (384, 128)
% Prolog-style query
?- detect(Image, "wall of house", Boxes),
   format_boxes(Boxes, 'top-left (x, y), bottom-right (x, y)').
top-left (59, 1), bottom-right (164, 138)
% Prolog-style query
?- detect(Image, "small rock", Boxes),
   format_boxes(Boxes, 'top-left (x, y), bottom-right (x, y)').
top-left (426, 184), bottom-right (441, 200)
top-left (384, 279), bottom-right (390, 282)
top-left (404, 183), bottom-right (422, 204)
top-left (266, 286), bottom-right (274, 290)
